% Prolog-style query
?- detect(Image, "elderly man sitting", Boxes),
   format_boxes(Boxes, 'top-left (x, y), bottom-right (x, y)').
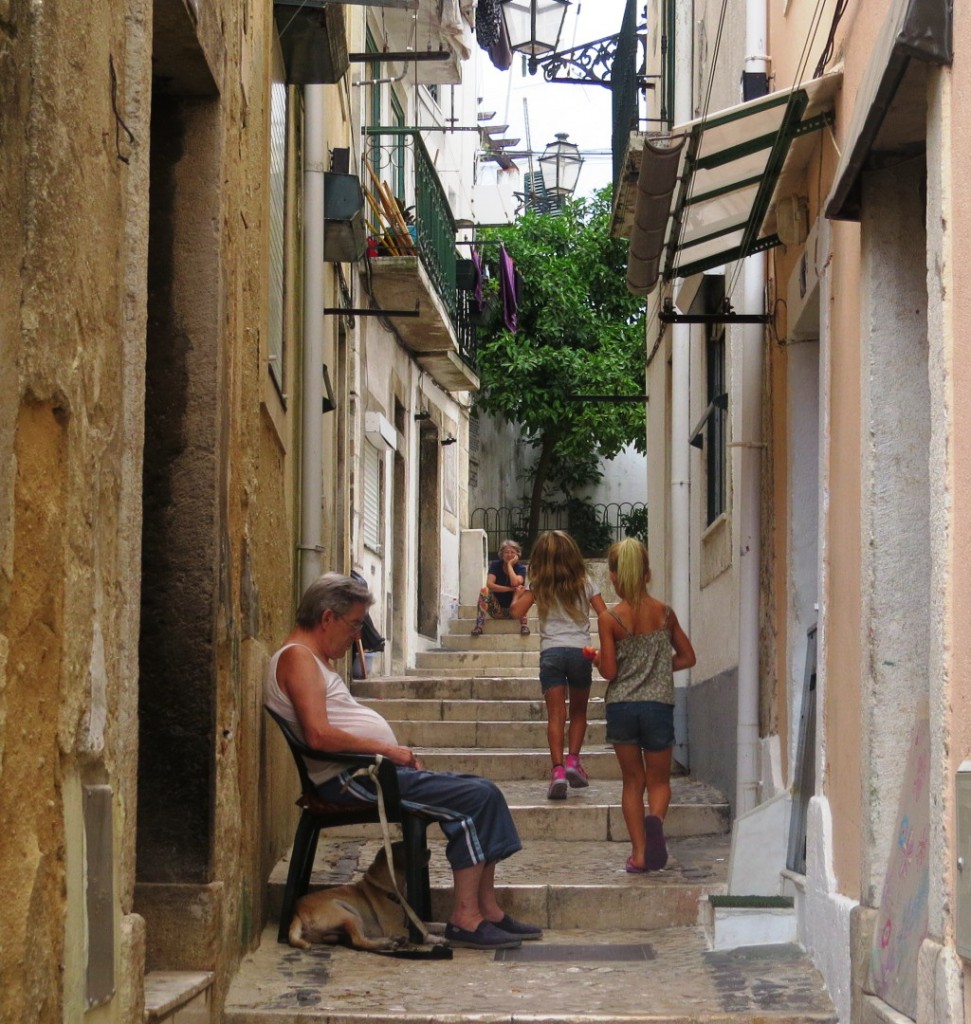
top-left (264, 571), bottom-right (542, 951)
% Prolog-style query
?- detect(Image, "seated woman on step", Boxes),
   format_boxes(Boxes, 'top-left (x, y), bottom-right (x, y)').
top-left (265, 571), bottom-right (543, 951)
top-left (471, 538), bottom-right (530, 636)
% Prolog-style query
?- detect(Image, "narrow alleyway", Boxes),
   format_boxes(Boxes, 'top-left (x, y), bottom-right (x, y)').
top-left (223, 605), bottom-right (835, 1024)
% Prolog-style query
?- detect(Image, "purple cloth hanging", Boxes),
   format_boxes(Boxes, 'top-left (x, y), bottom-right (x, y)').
top-left (499, 244), bottom-right (518, 333)
top-left (488, 15), bottom-right (513, 71)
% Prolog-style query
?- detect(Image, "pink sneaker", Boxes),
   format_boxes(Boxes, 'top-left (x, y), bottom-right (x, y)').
top-left (564, 754), bottom-right (589, 788)
top-left (547, 765), bottom-right (567, 800)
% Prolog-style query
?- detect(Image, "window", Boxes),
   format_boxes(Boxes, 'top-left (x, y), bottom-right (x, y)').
top-left (705, 323), bottom-right (727, 525)
top-left (366, 27), bottom-right (381, 129)
top-left (390, 91), bottom-right (406, 200)
top-left (363, 443), bottom-right (383, 553)
top-left (267, 64), bottom-right (289, 394)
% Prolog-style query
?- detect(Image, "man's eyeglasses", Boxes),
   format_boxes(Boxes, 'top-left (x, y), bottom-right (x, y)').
top-left (337, 614), bottom-right (365, 635)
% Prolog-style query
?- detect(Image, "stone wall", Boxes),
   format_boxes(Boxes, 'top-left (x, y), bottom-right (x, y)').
top-left (0, 0), bottom-right (297, 1019)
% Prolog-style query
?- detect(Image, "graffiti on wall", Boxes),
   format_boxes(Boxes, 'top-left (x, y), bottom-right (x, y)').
top-left (867, 709), bottom-right (930, 1019)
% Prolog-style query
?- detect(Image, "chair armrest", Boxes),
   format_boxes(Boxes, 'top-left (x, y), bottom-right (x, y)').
top-left (264, 706), bottom-right (404, 817)
top-left (299, 748), bottom-right (402, 810)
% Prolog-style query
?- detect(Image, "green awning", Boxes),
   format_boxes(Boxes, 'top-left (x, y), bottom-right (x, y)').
top-left (627, 72), bottom-right (841, 295)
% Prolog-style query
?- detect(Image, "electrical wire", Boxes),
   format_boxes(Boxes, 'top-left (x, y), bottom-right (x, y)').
top-left (814, 0), bottom-right (849, 79)
top-left (723, 0), bottom-right (829, 302)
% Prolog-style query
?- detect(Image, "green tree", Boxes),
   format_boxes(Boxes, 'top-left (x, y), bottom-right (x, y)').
top-left (474, 185), bottom-right (646, 547)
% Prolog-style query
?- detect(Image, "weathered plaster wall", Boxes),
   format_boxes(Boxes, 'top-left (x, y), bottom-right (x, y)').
top-left (686, 668), bottom-right (739, 814)
top-left (858, 159), bottom-right (930, 908)
top-left (0, 0), bottom-right (152, 1019)
top-left (1, 0), bottom-right (302, 1017)
top-left (938, 0), bottom-right (971, 1002)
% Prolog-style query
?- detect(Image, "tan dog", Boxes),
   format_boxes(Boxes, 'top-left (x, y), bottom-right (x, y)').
top-left (288, 841), bottom-right (440, 952)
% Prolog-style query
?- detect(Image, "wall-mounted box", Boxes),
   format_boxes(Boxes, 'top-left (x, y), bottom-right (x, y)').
top-left (324, 172), bottom-right (366, 263)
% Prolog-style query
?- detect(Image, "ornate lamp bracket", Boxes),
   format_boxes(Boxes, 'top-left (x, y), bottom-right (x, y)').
top-left (538, 29), bottom-right (646, 88)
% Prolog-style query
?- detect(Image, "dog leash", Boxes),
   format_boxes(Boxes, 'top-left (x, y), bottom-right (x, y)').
top-left (349, 758), bottom-right (451, 957)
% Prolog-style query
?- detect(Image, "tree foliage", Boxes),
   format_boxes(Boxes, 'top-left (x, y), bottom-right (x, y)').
top-left (474, 185), bottom-right (646, 545)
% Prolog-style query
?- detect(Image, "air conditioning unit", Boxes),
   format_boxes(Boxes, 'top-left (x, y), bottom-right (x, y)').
top-left (784, 216), bottom-right (821, 343)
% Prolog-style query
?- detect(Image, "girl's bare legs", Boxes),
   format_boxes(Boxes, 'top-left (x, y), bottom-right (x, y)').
top-left (544, 686), bottom-right (567, 764)
top-left (644, 747), bottom-right (673, 819)
top-left (567, 686), bottom-right (590, 757)
top-left (613, 742), bottom-right (648, 867)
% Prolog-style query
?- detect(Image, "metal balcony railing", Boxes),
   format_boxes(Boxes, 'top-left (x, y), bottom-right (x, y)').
top-left (362, 128), bottom-right (476, 370)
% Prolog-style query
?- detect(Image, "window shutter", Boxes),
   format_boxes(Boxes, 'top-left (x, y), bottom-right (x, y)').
top-left (363, 444), bottom-right (382, 552)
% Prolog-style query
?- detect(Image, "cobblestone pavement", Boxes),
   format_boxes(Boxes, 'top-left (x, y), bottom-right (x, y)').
top-left (226, 924), bottom-right (835, 1024)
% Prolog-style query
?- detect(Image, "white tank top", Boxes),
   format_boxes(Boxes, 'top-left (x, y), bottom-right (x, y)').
top-left (264, 642), bottom-right (398, 785)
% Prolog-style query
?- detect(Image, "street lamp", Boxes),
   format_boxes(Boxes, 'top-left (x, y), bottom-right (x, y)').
top-left (499, 0), bottom-right (571, 73)
top-left (538, 132), bottom-right (583, 202)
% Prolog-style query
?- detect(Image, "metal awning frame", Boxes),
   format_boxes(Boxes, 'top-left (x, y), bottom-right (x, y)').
top-left (665, 89), bottom-right (835, 282)
top-left (624, 71), bottom-right (841, 296)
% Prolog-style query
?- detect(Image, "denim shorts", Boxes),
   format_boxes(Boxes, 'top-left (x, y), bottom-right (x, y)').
top-left (539, 646), bottom-right (592, 694)
top-left (606, 700), bottom-right (675, 751)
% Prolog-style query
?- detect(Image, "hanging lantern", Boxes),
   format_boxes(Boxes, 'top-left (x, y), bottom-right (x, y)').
top-left (539, 133), bottom-right (583, 201)
top-left (499, 0), bottom-right (570, 69)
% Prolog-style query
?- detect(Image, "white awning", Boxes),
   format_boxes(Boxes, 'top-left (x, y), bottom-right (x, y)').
top-left (627, 72), bottom-right (842, 296)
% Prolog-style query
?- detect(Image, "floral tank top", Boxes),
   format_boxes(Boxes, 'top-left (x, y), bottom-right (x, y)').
top-left (604, 607), bottom-right (675, 706)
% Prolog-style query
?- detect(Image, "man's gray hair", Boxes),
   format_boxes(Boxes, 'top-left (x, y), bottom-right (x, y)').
top-left (296, 572), bottom-right (374, 629)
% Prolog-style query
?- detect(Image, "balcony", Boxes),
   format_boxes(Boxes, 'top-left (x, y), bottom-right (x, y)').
top-left (362, 129), bottom-right (478, 392)
top-left (376, 0), bottom-right (471, 85)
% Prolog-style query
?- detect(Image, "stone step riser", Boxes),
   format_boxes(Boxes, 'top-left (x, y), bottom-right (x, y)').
top-left (415, 651), bottom-right (542, 669)
top-left (412, 666), bottom-right (542, 678)
top-left (391, 720), bottom-right (609, 748)
top-left (359, 698), bottom-right (553, 722)
top-left (266, 880), bottom-right (720, 934)
top-left (431, 884), bottom-right (716, 932)
top-left (354, 679), bottom-right (608, 700)
top-left (266, 801), bottom-right (728, 845)
top-left (442, 634), bottom-right (542, 651)
top-left (417, 749), bottom-right (623, 779)
top-left (453, 606), bottom-right (599, 624)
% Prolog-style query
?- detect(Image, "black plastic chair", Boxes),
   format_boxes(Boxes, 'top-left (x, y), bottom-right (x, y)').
top-left (265, 706), bottom-right (432, 944)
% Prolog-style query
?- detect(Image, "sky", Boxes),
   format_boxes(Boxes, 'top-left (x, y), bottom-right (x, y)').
top-left (474, 0), bottom-right (632, 201)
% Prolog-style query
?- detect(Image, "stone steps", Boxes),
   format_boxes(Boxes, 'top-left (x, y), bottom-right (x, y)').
top-left (390, 717), bottom-right (611, 747)
top-left (414, 649), bottom-right (542, 672)
top-left (358, 697), bottom-right (551, 722)
top-left (355, 676), bottom-right (607, 700)
top-left (407, 746), bottom-right (624, 779)
top-left (228, 604), bottom-right (836, 1024)
top-left (266, 835), bottom-right (731, 931)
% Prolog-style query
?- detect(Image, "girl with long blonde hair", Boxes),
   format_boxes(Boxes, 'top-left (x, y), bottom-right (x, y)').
top-left (511, 531), bottom-right (607, 799)
top-left (597, 538), bottom-right (695, 872)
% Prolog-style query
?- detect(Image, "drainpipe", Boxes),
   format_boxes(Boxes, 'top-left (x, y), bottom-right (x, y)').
top-left (300, 85), bottom-right (326, 593)
top-left (670, 0), bottom-right (693, 766)
top-left (736, 0), bottom-right (768, 816)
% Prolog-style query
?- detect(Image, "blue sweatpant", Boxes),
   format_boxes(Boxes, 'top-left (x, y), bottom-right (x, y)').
top-left (317, 767), bottom-right (522, 871)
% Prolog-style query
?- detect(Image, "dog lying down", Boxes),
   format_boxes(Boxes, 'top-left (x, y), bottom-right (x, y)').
top-left (288, 841), bottom-right (448, 953)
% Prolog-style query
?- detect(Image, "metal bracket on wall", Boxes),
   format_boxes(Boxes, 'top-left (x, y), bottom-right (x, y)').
top-left (659, 297), bottom-right (770, 326)
top-left (322, 305), bottom-right (420, 317)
